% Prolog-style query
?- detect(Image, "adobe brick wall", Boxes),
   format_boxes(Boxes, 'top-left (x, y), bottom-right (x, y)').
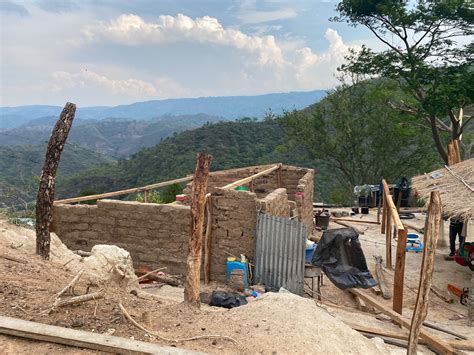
top-left (258, 188), bottom-right (290, 218)
top-left (52, 200), bottom-right (191, 276)
top-left (295, 170), bottom-right (315, 235)
top-left (52, 164), bottom-right (314, 283)
top-left (208, 188), bottom-right (258, 282)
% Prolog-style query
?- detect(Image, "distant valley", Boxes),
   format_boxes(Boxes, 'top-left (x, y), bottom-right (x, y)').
top-left (0, 90), bottom-right (326, 129)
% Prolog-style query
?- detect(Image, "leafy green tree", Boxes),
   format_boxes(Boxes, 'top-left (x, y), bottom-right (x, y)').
top-left (280, 80), bottom-right (439, 194)
top-left (160, 183), bottom-right (183, 203)
top-left (333, 0), bottom-right (473, 163)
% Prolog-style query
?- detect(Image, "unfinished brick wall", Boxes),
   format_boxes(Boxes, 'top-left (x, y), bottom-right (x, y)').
top-left (52, 200), bottom-right (191, 275)
top-left (209, 188), bottom-right (258, 281)
top-left (52, 164), bottom-right (314, 283)
top-left (258, 188), bottom-right (290, 218)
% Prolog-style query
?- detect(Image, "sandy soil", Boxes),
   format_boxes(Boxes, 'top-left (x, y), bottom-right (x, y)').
top-left (0, 216), bottom-right (393, 354)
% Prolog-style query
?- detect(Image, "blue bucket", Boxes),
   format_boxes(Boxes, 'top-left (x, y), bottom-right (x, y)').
top-left (305, 244), bottom-right (317, 264)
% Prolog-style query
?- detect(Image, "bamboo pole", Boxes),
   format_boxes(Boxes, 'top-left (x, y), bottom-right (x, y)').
top-left (408, 191), bottom-right (442, 354)
top-left (36, 103), bottom-right (76, 259)
top-left (184, 153), bottom-right (213, 306)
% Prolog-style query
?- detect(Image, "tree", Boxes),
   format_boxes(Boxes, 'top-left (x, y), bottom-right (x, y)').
top-left (280, 79), bottom-right (438, 197)
top-left (333, 0), bottom-right (473, 163)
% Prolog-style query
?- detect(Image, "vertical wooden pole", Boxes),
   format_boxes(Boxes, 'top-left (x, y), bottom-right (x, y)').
top-left (36, 103), bottom-right (76, 259)
top-left (277, 167), bottom-right (282, 188)
top-left (184, 153), bottom-right (213, 306)
top-left (381, 197), bottom-right (387, 234)
top-left (144, 190), bottom-right (149, 203)
top-left (408, 191), bottom-right (442, 354)
top-left (204, 194), bottom-right (213, 284)
top-left (249, 180), bottom-right (254, 192)
top-left (393, 227), bottom-right (408, 314)
top-left (385, 208), bottom-right (392, 269)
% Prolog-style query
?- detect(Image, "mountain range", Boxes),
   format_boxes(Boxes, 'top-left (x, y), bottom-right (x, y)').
top-left (0, 90), bottom-right (326, 129)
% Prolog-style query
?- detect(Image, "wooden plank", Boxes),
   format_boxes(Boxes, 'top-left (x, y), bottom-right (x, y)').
top-left (277, 168), bottom-right (282, 188)
top-left (54, 176), bottom-right (194, 205)
top-left (347, 323), bottom-right (474, 351)
top-left (221, 164), bottom-right (281, 190)
top-left (430, 286), bottom-right (454, 304)
top-left (184, 153), bottom-right (213, 306)
top-left (393, 227), bottom-right (407, 314)
top-left (382, 179), bottom-right (404, 231)
top-left (385, 199), bottom-right (392, 269)
top-left (0, 315), bottom-right (193, 354)
top-left (373, 255), bottom-right (392, 299)
top-left (331, 218), bottom-right (380, 225)
top-left (349, 289), bottom-right (455, 354)
top-left (408, 191), bottom-right (442, 354)
top-left (381, 196), bottom-right (387, 234)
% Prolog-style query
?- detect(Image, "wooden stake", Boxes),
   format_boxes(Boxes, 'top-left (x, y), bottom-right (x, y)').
top-left (385, 206), bottom-right (392, 269)
top-left (408, 191), bottom-right (442, 355)
top-left (393, 227), bottom-right (407, 314)
top-left (373, 256), bottom-right (392, 300)
top-left (204, 194), bottom-right (213, 284)
top-left (36, 102), bottom-right (76, 259)
top-left (184, 153), bottom-right (213, 306)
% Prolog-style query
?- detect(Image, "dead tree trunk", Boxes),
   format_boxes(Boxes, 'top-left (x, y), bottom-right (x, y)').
top-left (407, 191), bottom-right (442, 354)
top-left (184, 153), bottom-right (212, 306)
top-left (36, 103), bottom-right (76, 259)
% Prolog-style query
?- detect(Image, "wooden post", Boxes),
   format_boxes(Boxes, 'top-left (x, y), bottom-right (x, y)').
top-left (408, 191), bottom-right (442, 354)
top-left (249, 180), bottom-right (254, 192)
top-left (184, 153), bottom-right (212, 306)
top-left (393, 227), bottom-right (408, 314)
top-left (144, 190), bottom-right (149, 203)
top-left (277, 167), bottom-right (282, 188)
top-left (36, 103), bottom-right (76, 259)
top-left (204, 194), bottom-right (213, 284)
top-left (385, 207), bottom-right (392, 269)
top-left (381, 195), bottom-right (387, 234)
top-left (374, 256), bottom-right (392, 299)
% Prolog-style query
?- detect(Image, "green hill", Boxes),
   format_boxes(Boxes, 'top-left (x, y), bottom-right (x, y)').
top-left (0, 144), bottom-right (114, 207)
top-left (56, 119), bottom-right (334, 200)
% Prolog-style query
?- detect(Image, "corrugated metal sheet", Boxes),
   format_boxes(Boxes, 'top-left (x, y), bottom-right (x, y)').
top-left (255, 213), bottom-right (306, 295)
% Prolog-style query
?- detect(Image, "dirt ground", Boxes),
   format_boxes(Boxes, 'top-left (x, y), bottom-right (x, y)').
top-left (0, 211), bottom-right (472, 354)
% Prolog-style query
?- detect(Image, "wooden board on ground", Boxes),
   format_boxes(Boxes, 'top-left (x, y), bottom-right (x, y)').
top-left (347, 323), bottom-right (474, 351)
top-left (0, 315), bottom-right (195, 354)
top-left (348, 289), bottom-right (455, 354)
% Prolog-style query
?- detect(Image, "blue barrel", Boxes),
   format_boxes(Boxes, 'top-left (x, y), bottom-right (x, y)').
top-left (305, 244), bottom-right (317, 264)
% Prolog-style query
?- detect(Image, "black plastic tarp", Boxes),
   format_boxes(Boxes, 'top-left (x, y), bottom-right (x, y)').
top-left (312, 228), bottom-right (377, 290)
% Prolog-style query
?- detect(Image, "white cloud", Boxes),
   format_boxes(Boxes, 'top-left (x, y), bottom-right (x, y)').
top-left (236, 0), bottom-right (297, 24)
top-left (83, 13), bottom-right (286, 66)
top-left (51, 69), bottom-right (158, 96)
top-left (46, 69), bottom-right (191, 103)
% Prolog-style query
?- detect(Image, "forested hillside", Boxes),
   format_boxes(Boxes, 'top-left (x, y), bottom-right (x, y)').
top-left (56, 120), bottom-right (325, 199)
top-left (0, 114), bottom-right (225, 158)
top-left (0, 144), bottom-right (114, 207)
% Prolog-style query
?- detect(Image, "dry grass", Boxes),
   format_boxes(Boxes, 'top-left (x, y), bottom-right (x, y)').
top-left (412, 158), bottom-right (473, 219)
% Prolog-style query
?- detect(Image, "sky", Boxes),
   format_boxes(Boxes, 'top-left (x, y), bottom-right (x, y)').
top-left (0, 0), bottom-right (376, 107)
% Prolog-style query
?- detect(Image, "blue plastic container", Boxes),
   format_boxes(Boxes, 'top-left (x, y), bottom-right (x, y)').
top-left (305, 244), bottom-right (317, 264)
top-left (226, 259), bottom-right (249, 288)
